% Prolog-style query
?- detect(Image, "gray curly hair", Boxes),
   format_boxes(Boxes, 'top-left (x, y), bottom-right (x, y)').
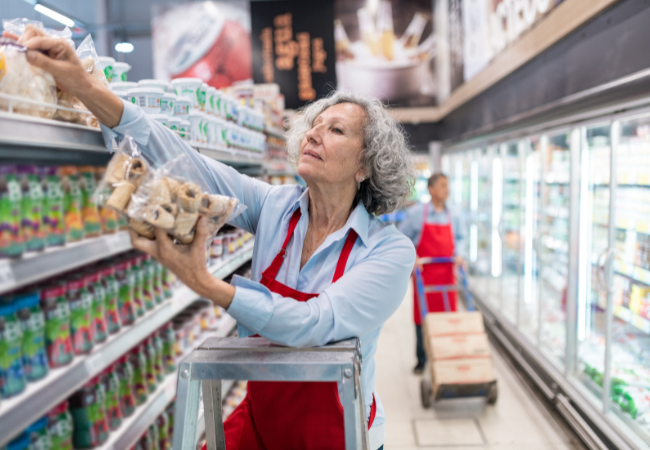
top-left (286, 91), bottom-right (415, 216)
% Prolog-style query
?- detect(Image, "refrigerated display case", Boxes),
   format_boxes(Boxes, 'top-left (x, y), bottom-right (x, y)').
top-left (442, 104), bottom-right (650, 450)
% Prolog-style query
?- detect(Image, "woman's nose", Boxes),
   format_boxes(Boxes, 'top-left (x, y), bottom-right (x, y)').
top-left (306, 124), bottom-right (323, 144)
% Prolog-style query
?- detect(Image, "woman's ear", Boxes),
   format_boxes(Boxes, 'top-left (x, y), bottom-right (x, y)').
top-left (355, 170), bottom-right (366, 183)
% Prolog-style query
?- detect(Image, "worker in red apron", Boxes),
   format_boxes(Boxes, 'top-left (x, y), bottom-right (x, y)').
top-left (398, 173), bottom-right (466, 374)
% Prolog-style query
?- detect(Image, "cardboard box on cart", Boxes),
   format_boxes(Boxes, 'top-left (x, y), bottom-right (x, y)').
top-left (422, 311), bottom-right (496, 397)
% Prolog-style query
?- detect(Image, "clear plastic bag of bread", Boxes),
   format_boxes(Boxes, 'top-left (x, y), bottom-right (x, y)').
top-left (72, 33), bottom-right (107, 128)
top-left (0, 22), bottom-right (57, 119)
top-left (127, 153), bottom-right (245, 244)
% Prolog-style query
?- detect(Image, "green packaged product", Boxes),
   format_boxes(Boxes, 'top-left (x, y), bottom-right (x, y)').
top-left (40, 283), bottom-right (73, 368)
top-left (100, 266), bottom-right (121, 334)
top-left (163, 267), bottom-right (174, 298)
top-left (130, 256), bottom-right (145, 318)
top-left (102, 366), bottom-right (122, 430)
top-left (0, 165), bottom-right (25, 258)
top-left (67, 277), bottom-right (94, 355)
top-left (78, 168), bottom-right (101, 237)
top-left (143, 337), bottom-right (158, 393)
top-left (141, 256), bottom-right (155, 311)
top-left (115, 260), bottom-right (136, 326)
top-left (138, 429), bottom-right (154, 450)
top-left (148, 422), bottom-right (159, 450)
top-left (117, 213), bottom-right (128, 231)
top-left (18, 166), bottom-right (45, 252)
top-left (152, 332), bottom-right (164, 382)
top-left (157, 411), bottom-right (171, 450)
top-left (25, 417), bottom-right (52, 450)
top-left (15, 293), bottom-right (48, 381)
top-left (69, 377), bottom-right (109, 448)
top-left (41, 167), bottom-right (65, 247)
top-left (86, 270), bottom-right (108, 343)
top-left (166, 403), bottom-right (175, 440)
top-left (7, 432), bottom-right (29, 450)
top-left (154, 261), bottom-right (164, 304)
top-left (129, 347), bottom-right (148, 405)
top-left (115, 355), bottom-right (136, 417)
top-left (0, 302), bottom-right (26, 397)
top-left (59, 167), bottom-right (84, 242)
top-left (46, 401), bottom-right (73, 450)
top-left (160, 323), bottom-right (176, 374)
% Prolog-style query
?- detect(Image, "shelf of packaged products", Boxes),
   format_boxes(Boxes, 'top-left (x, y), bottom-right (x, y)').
top-left (264, 125), bottom-right (286, 140)
top-left (194, 144), bottom-right (265, 167)
top-left (616, 217), bottom-right (650, 234)
top-left (0, 231), bottom-right (132, 296)
top-left (0, 112), bottom-right (106, 154)
top-left (97, 317), bottom-right (239, 450)
top-left (613, 304), bottom-right (650, 335)
top-left (615, 259), bottom-right (650, 286)
top-left (265, 160), bottom-right (296, 177)
top-left (0, 242), bottom-right (252, 447)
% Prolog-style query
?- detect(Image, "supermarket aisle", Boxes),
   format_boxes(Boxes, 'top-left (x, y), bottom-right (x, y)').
top-left (374, 284), bottom-right (587, 450)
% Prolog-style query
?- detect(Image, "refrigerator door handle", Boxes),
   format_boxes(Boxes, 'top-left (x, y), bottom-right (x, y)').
top-left (603, 248), bottom-right (616, 293)
top-left (595, 247), bottom-right (613, 292)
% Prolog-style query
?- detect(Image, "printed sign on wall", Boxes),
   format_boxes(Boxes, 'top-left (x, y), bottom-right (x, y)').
top-left (251, 0), bottom-right (337, 109)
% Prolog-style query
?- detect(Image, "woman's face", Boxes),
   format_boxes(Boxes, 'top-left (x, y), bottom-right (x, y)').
top-left (297, 102), bottom-right (366, 188)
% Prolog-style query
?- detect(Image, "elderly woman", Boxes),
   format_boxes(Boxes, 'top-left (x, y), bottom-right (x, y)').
top-left (19, 33), bottom-right (416, 450)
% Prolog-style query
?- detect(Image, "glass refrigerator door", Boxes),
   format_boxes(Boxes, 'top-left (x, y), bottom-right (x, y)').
top-left (573, 123), bottom-right (611, 414)
top-left (538, 131), bottom-right (572, 368)
top-left (603, 116), bottom-right (650, 448)
top-left (500, 141), bottom-right (524, 324)
top-left (470, 148), bottom-right (494, 292)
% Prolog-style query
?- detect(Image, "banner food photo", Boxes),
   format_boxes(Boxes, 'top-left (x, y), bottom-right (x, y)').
top-left (250, 0), bottom-right (336, 110)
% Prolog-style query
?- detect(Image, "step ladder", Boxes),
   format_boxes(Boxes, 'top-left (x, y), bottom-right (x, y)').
top-left (172, 336), bottom-right (371, 450)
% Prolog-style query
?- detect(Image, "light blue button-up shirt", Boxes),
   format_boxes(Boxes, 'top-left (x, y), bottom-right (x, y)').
top-left (398, 202), bottom-right (466, 257)
top-left (101, 100), bottom-right (416, 440)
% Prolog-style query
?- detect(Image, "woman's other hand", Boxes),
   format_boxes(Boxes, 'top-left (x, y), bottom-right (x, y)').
top-left (128, 217), bottom-right (236, 308)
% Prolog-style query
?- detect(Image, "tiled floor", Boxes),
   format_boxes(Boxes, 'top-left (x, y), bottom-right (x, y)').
top-left (374, 284), bottom-right (587, 450)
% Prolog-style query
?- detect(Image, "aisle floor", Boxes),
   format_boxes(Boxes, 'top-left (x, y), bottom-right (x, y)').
top-left (374, 284), bottom-right (587, 450)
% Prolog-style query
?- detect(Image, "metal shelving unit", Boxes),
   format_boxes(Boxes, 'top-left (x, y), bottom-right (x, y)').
top-left (0, 231), bottom-right (132, 295)
top-left (0, 242), bottom-right (253, 447)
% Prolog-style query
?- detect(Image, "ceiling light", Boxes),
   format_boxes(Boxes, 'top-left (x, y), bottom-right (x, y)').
top-left (34, 4), bottom-right (75, 28)
top-left (115, 42), bottom-right (134, 53)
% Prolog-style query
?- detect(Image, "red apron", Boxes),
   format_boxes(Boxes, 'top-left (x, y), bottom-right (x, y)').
top-left (220, 209), bottom-right (377, 450)
top-left (413, 203), bottom-right (457, 325)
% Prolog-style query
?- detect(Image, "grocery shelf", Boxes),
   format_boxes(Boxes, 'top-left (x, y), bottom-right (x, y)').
top-left (615, 260), bottom-right (650, 286)
top-left (0, 242), bottom-right (252, 447)
top-left (264, 125), bottom-right (286, 140)
top-left (0, 231), bottom-right (132, 295)
top-left (265, 160), bottom-right (296, 177)
top-left (195, 144), bottom-right (265, 167)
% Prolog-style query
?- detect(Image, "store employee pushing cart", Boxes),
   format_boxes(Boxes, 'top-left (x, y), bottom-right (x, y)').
top-left (12, 26), bottom-right (417, 450)
top-left (399, 174), bottom-right (466, 374)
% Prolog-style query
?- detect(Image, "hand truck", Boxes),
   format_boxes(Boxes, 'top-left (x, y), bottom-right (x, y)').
top-left (414, 257), bottom-right (498, 408)
top-left (172, 336), bottom-right (371, 450)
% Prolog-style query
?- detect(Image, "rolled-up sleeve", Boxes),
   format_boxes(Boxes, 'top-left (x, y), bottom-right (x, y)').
top-left (99, 99), bottom-right (271, 234)
top-left (226, 232), bottom-right (416, 347)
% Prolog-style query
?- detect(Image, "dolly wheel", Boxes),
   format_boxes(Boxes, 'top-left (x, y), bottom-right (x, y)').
top-left (420, 379), bottom-right (432, 408)
top-left (487, 383), bottom-right (498, 405)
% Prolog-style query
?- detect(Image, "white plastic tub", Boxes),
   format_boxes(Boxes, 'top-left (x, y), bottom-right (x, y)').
top-left (138, 79), bottom-right (170, 92)
top-left (199, 83), bottom-right (208, 112)
top-left (161, 93), bottom-right (177, 116)
top-left (170, 78), bottom-right (203, 110)
top-left (174, 96), bottom-right (191, 119)
top-left (126, 87), bottom-right (165, 114)
top-left (112, 62), bottom-right (131, 82)
top-left (179, 119), bottom-right (191, 141)
top-left (168, 117), bottom-right (182, 133)
top-left (188, 110), bottom-right (203, 144)
top-left (206, 87), bottom-right (217, 115)
top-left (150, 114), bottom-right (169, 128)
top-left (98, 56), bottom-right (115, 82)
top-left (109, 81), bottom-right (137, 92)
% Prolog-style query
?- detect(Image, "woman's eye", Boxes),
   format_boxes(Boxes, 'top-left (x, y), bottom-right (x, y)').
top-left (332, 127), bottom-right (342, 134)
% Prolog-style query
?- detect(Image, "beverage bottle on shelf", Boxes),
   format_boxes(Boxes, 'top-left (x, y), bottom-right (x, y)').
top-left (0, 301), bottom-right (26, 397)
top-left (115, 355), bottom-right (136, 417)
top-left (41, 167), bottom-right (66, 247)
top-left (16, 292), bottom-right (48, 381)
top-left (67, 276), bottom-right (94, 355)
top-left (0, 165), bottom-right (25, 258)
top-left (141, 255), bottom-right (156, 311)
top-left (86, 269), bottom-right (108, 343)
top-left (79, 167), bottom-right (102, 238)
top-left (143, 337), bottom-right (158, 393)
top-left (131, 255), bottom-right (145, 318)
top-left (398, 12), bottom-right (427, 49)
top-left (40, 283), bottom-right (73, 368)
top-left (152, 332), bottom-right (165, 383)
top-left (163, 267), bottom-right (174, 299)
top-left (357, 9), bottom-right (380, 56)
top-left (377, 1), bottom-right (395, 61)
top-left (117, 212), bottom-right (129, 231)
top-left (59, 166), bottom-right (85, 243)
top-left (94, 168), bottom-right (118, 234)
top-left (154, 261), bottom-right (164, 304)
top-left (100, 265), bottom-right (122, 334)
top-left (25, 416), bottom-right (52, 450)
top-left (102, 365), bottom-right (123, 430)
top-left (157, 410), bottom-right (172, 450)
top-left (148, 422), bottom-right (160, 450)
top-left (334, 20), bottom-right (354, 60)
top-left (46, 401), bottom-right (73, 450)
top-left (166, 402), bottom-right (175, 441)
top-left (129, 346), bottom-right (148, 405)
top-left (115, 259), bottom-right (136, 326)
top-left (160, 322), bottom-right (176, 374)
top-left (70, 376), bottom-right (109, 448)
top-left (18, 165), bottom-right (46, 252)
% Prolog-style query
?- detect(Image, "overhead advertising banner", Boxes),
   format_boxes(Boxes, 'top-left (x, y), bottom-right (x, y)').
top-left (152, 1), bottom-right (252, 88)
top-left (334, 0), bottom-right (436, 107)
top-left (250, 0), bottom-right (336, 110)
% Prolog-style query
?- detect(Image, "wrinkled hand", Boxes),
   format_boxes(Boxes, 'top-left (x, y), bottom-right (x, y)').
top-left (129, 216), bottom-right (213, 291)
top-left (413, 258), bottom-right (424, 274)
top-left (454, 256), bottom-right (468, 272)
top-left (2, 31), bottom-right (93, 98)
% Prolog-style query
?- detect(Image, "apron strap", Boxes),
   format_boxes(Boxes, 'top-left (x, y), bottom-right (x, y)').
top-left (416, 202), bottom-right (430, 249)
top-left (332, 229), bottom-right (358, 282)
top-left (262, 208), bottom-right (302, 281)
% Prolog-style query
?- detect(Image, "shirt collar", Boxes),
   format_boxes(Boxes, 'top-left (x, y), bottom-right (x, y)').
top-left (292, 188), bottom-right (370, 247)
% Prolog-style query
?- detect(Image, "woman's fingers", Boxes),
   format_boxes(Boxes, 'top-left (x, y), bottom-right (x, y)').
top-left (191, 216), bottom-right (210, 256)
top-left (2, 31), bottom-right (20, 41)
top-left (128, 229), bottom-right (159, 259)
